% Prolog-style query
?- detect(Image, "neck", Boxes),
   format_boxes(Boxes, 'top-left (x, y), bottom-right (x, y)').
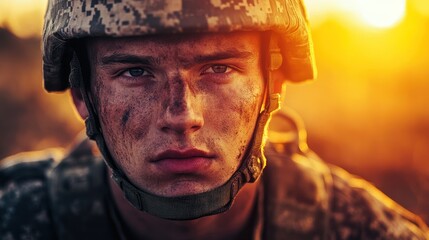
top-left (108, 172), bottom-right (260, 240)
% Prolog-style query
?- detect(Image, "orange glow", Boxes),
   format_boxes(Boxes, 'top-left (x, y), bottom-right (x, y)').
top-left (1, 0), bottom-right (429, 225)
top-left (410, 0), bottom-right (429, 17)
top-left (2, 1), bottom-right (425, 170)
top-left (0, 0), bottom-right (47, 38)
top-left (0, 2), bottom-right (427, 171)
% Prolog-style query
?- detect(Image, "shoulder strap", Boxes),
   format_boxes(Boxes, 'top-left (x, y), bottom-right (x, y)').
top-left (262, 148), bottom-right (332, 240)
top-left (47, 138), bottom-right (118, 240)
top-left (262, 110), bottom-right (333, 239)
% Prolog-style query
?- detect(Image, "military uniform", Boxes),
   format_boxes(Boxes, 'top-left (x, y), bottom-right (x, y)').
top-left (1, 113), bottom-right (428, 240)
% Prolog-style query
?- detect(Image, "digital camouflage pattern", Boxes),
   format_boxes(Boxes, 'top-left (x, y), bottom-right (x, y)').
top-left (42, 0), bottom-right (316, 92)
top-left (1, 113), bottom-right (428, 240)
top-left (0, 139), bottom-right (121, 240)
top-left (0, 155), bottom-right (56, 240)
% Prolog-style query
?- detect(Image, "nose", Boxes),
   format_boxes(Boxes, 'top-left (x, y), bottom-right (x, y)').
top-left (157, 76), bottom-right (204, 135)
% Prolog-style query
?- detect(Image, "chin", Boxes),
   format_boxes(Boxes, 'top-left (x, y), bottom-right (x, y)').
top-left (158, 180), bottom-right (216, 197)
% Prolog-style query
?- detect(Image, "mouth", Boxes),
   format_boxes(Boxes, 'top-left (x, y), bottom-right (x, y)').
top-left (151, 149), bottom-right (216, 174)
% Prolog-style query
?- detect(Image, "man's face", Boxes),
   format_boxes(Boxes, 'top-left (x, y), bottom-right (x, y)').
top-left (87, 32), bottom-right (264, 197)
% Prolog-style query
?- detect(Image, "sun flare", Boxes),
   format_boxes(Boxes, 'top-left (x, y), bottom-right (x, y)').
top-left (305, 0), bottom-right (407, 29)
top-left (355, 0), bottom-right (406, 28)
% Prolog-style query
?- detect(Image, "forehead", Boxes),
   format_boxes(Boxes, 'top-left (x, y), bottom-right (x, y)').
top-left (87, 31), bottom-right (262, 57)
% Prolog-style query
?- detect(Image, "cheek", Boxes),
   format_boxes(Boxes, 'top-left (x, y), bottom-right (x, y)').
top-left (234, 84), bottom-right (262, 141)
top-left (212, 77), bottom-right (263, 159)
top-left (93, 78), bottom-right (158, 161)
top-left (225, 78), bottom-right (262, 129)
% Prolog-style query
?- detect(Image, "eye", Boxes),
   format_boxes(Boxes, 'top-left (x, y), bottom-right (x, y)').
top-left (121, 68), bottom-right (153, 77)
top-left (202, 65), bottom-right (231, 74)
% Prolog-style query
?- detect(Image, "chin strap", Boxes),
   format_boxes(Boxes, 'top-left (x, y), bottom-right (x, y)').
top-left (70, 32), bottom-right (282, 220)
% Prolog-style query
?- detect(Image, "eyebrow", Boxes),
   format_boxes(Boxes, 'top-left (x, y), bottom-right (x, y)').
top-left (193, 49), bottom-right (254, 63)
top-left (99, 49), bottom-right (254, 67)
top-left (100, 54), bottom-right (158, 66)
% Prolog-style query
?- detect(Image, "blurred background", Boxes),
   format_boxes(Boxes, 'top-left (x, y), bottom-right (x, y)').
top-left (0, 0), bottom-right (428, 223)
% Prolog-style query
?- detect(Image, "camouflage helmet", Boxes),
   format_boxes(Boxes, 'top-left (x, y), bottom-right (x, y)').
top-left (42, 0), bottom-right (316, 92)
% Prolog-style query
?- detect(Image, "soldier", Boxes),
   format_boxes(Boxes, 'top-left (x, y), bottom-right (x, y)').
top-left (1, 0), bottom-right (428, 239)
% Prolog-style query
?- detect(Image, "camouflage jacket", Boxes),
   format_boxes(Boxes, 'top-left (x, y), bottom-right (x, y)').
top-left (1, 127), bottom-right (429, 239)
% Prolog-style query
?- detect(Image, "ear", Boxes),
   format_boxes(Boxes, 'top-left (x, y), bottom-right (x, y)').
top-left (70, 88), bottom-right (89, 119)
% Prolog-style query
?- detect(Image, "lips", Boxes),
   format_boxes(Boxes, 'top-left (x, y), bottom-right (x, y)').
top-left (151, 149), bottom-right (216, 174)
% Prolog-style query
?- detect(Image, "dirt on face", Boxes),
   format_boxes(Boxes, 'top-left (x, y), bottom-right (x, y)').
top-left (87, 32), bottom-right (264, 197)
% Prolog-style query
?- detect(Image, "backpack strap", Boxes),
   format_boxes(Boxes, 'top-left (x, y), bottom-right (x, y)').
top-left (47, 138), bottom-right (118, 240)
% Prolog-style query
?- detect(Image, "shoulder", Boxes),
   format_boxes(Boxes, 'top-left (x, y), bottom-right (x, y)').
top-left (0, 136), bottom-right (106, 240)
top-left (0, 149), bottom-right (62, 240)
top-left (328, 165), bottom-right (429, 239)
top-left (264, 109), bottom-right (429, 239)
top-left (264, 146), bottom-right (429, 239)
